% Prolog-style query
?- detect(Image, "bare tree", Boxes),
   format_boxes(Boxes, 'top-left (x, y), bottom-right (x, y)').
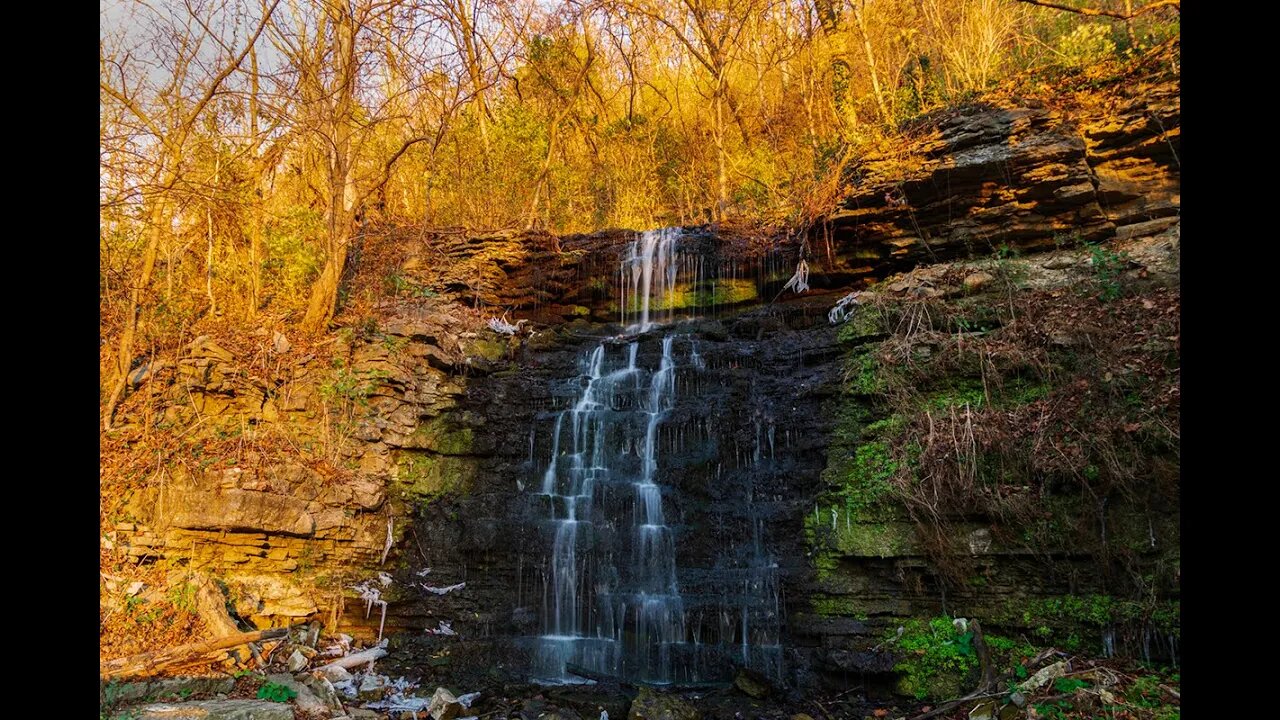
top-left (100, 0), bottom-right (280, 429)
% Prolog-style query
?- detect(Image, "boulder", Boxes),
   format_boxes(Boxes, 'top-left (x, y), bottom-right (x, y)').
top-left (962, 271), bottom-right (995, 292)
top-left (428, 687), bottom-right (463, 720)
top-left (627, 687), bottom-right (699, 720)
top-left (733, 668), bottom-right (772, 699)
top-left (287, 649), bottom-right (308, 672)
top-left (264, 673), bottom-right (330, 716)
top-left (356, 673), bottom-right (388, 701)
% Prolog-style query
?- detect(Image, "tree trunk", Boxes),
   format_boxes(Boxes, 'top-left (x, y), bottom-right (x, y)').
top-left (853, 1), bottom-right (891, 125)
top-left (101, 626), bottom-right (293, 680)
top-left (104, 198), bottom-right (168, 429)
top-left (205, 157), bottom-right (219, 316)
top-left (715, 76), bottom-right (728, 220)
top-left (301, 2), bottom-right (358, 334)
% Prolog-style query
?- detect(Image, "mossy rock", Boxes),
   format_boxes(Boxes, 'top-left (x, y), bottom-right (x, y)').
top-left (836, 305), bottom-right (886, 344)
top-left (625, 279), bottom-right (758, 313)
top-left (830, 521), bottom-right (919, 558)
top-left (407, 416), bottom-right (474, 455)
top-left (464, 335), bottom-right (510, 362)
top-left (810, 595), bottom-right (871, 619)
top-left (526, 328), bottom-right (562, 351)
top-left (628, 687), bottom-right (699, 720)
top-left (895, 669), bottom-right (968, 702)
top-left (394, 451), bottom-right (477, 498)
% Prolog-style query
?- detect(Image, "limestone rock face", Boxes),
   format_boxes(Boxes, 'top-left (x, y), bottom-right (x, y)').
top-left (812, 77), bottom-right (1179, 289)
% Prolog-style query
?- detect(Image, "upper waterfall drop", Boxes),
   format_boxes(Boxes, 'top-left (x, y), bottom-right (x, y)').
top-left (621, 227), bottom-right (682, 332)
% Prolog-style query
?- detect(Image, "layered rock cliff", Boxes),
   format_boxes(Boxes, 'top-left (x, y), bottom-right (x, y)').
top-left (102, 68), bottom-right (1179, 697)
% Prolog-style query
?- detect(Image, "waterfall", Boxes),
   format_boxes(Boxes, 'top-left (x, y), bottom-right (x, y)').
top-left (527, 228), bottom-right (783, 685)
top-left (621, 226), bottom-right (680, 332)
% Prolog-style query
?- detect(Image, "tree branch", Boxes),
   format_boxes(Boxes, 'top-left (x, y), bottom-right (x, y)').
top-left (181, 0), bottom-right (283, 132)
top-left (1013, 0), bottom-right (1179, 20)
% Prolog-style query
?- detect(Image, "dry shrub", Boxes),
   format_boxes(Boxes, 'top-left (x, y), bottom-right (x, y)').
top-left (861, 280), bottom-right (1179, 589)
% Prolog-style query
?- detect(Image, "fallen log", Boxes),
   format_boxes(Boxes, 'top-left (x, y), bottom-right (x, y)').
top-left (316, 643), bottom-right (388, 672)
top-left (564, 662), bottom-right (628, 688)
top-left (101, 626), bottom-right (295, 680)
top-left (563, 663), bottom-right (732, 692)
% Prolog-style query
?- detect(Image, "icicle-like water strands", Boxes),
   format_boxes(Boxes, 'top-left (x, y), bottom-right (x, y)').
top-left (526, 227), bottom-right (785, 685)
top-left (529, 334), bottom-right (690, 684)
top-left (621, 228), bottom-right (680, 331)
top-left (528, 230), bottom-right (691, 684)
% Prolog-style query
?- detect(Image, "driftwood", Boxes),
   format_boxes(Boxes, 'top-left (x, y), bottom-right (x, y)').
top-left (972, 619), bottom-right (996, 691)
top-left (316, 644), bottom-right (388, 672)
top-left (101, 626), bottom-right (295, 680)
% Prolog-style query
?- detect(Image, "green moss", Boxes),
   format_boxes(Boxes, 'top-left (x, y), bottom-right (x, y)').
top-left (922, 379), bottom-right (988, 410)
top-left (846, 352), bottom-right (885, 395)
top-left (810, 549), bottom-right (839, 581)
top-left (863, 415), bottom-right (906, 438)
top-left (1005, 379), bottom-right (1052, 405)
top-left (846, 442), bottom-right (896, 511)
top-left (919, 377), bottom-right (1051, 412)
top-left (1012, 595), bottom-right (1180, 634)
top-left (834, 520), bottom-right (917, 557)
top-left (991, 594), bottom-right (1181, 656)
top-left (409, 416), bottom-right (474, 455)
top-left (836, 304), bottom-right (886, 344)
top-left (626, 278), bottom-right (758, 312)
top-left (811, 595), bottom-right (855, 617)
top-left (888, 616), bottom-right (979, 701)
top-left (886, 616), bottom-right (1039, 701)
top-left (465, 336), bottom-right (509, 362)
top-left (394, 451), bottom-right (477, 499)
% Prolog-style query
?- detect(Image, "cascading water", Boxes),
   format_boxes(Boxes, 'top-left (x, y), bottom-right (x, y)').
top-left (526, 228), bottom-right (783, 685)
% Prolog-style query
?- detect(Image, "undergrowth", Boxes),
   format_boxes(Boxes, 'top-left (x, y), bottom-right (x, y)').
top-left (812, 242), bottom-right (1180, 649)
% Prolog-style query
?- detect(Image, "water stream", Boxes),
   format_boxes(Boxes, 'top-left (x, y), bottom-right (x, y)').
top-left (527, 228), bottom-right (781, 685)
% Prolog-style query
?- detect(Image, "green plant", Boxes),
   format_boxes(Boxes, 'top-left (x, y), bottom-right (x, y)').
top-left (380, 332), bottom-right (408, 355)
top-left (1033, 699), bottom-right (1075, 720)
top-left (843, 441), bottom-right (897, 513)
top-left (1052, 230), bottom-right (1083, 250)
top-left (887, 616), bottom-right (978, 700)
top-left (1054, 677), bottom-right (1090, 694)
top-left (846, 352), bottom-right (884, 395)
top-left (320, 359), bottom-right (387, 409)
top-left (101, 680), bottom-right (125, 710)
top-left (1088, 242), bottom-right (1130, 301)
top-left (167, 583), bottom-right (197, 615)
top-left (256, 681), bottom-right (298, 703)
top-left (386, 271), bottom-right (439, 299)
top-left (988, 242), bottom-right (1030, 288)
top-left (1055, 22), bottom-right (1117, 68)
top-left (124, 594), bottom-right (145, 616)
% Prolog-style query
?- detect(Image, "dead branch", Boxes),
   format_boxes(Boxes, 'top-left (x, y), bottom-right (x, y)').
top-left (316, 644), bottom-right (389, 672)
top-left (1013, 0), bottom-right (1179, 20)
